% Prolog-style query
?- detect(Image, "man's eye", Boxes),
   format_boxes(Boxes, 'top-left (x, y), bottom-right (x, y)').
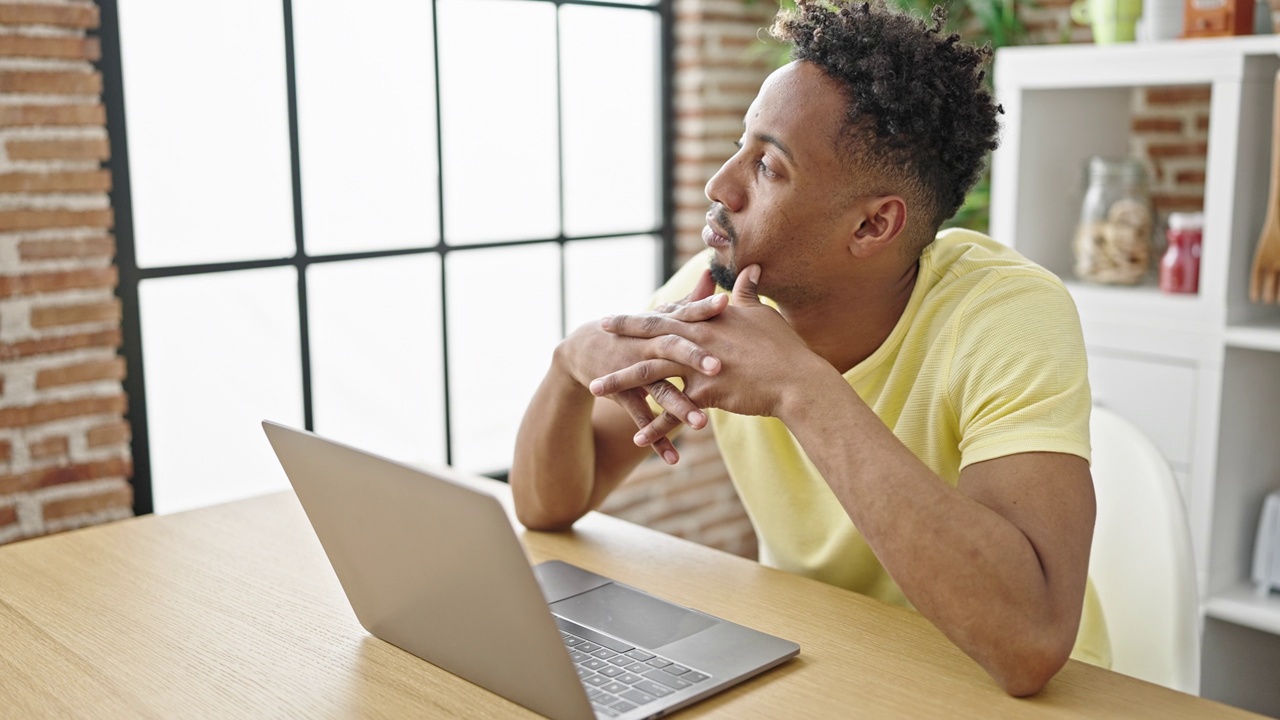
top-left (757, 160), bottom-right (778, 179)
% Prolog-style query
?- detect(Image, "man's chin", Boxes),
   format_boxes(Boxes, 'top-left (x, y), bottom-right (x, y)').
top-left (708, 256), bottom-right (737, 292)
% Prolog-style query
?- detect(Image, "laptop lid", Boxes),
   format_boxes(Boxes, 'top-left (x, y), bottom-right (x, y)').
top-left (263, 420), bottom-right (595, 720)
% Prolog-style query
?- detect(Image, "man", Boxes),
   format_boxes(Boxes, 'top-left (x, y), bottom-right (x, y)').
top-left (511, 0), bottom-right (1107, 696)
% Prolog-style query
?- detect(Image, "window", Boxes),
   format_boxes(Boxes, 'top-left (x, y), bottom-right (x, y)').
top-left (101, 0), bottom-right (672, 514)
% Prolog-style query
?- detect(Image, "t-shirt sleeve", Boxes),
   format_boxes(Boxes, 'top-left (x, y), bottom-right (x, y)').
top-left (947, 272), bottom-right (1092, 470)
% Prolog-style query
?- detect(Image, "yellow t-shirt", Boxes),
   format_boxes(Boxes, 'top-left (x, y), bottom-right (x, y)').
top-left (651, 228), bottom-right (1111, 667)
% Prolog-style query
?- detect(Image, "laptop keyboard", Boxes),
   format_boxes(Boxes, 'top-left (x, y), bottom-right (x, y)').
top-left (560, 628), bottom-right (711, 718)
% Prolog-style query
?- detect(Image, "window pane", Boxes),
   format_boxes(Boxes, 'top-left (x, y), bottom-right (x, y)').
top-left (447, 244), bottom-right (560, 473)
top-left (438, 0), bottom-right (559, 245)
top-left (308, 256), bottom-right (446, 466)
top-left (564, 236), bottom-right (661, 332)
top-left (140, 268), bottom-right (302, 514)
top-left (119, 0), bottom-right (294, 268)
top-left (561, 7), bottom-right (660, 237)
top-left (293, 0), bottom-right (439, 255)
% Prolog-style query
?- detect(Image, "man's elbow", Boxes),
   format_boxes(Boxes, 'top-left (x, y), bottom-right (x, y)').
top-left (988, 632), bottom-right (1074, 697)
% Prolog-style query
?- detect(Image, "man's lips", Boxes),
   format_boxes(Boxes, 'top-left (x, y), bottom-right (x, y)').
top-left (703, 217), bottom-right (732, 248)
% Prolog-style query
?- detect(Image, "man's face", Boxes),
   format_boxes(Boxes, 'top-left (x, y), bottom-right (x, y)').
top-left (702, 61), bottom-right (862, 300)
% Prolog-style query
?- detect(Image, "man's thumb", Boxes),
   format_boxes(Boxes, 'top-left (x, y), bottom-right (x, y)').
top-left (732, 264), bottom-right (762, 305)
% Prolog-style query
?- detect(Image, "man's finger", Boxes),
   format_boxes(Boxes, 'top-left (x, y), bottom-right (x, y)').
top-left (633, 410), bottom-right (688, 449)
top-left (589, 359), bottom-right (683, 396)
top-left (610, 390), bottom-right (680, 463)
top-left (670, 293), bottom-right (728, 324)
top-left (732, 264), bottom-right (762, 306)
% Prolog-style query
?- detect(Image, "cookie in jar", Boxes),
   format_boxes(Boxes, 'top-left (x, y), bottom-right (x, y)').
top-left (1072, 158), bottom-right (1154, 285)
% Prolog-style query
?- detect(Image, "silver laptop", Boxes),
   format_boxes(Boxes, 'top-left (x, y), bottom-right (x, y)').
top-left (263, 421), bottom-right (799, 720)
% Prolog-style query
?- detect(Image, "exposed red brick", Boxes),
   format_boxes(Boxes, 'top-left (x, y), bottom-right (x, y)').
top-left (1153, 194), bottom-right (1206, 213)
top-left (0, 3), bottom-right (100, 29)
top-left (29, 299), bottom-right (121, 329)
top-left (0, 266), bottom-right (117, 298)
top-left (0, 209), bottom-right (114, 233)
top-left (0, 439), bottom-right (10, 463)
top-left (0, 104), bottom-right (105, 128)
top-left (28, 435), bottom-right (68, 461)
top-left (0, 71), bottom-right (101, 96)
top-left (1145, 87), bottom-right (1212, 105)
top-left (34, 357), bottom-right (126, 389)
top-left (1195, 115), bottom-right (1210, 132)
top-left (0, 328), bottom-right (121, 361)
top-left (6, 137), bottom-right (109, 162)
top-left (86, 420), bottom-right (130, 448)
top-left (42, 485), bottom-right (133, 522)
top-left (18, 235), bottom-right (114, 261)
top-left (1132, 117), bottom-right (1183, 133)
top-left (0, 457), bottom-right (131, 495)
top-left (0, 504), bottom-right (15, 528)
top-left (0, 35), bottom-right (100, 61)
top-left (0, 170), bottom-right (111, 193)
top-left (1145, 142), bottom-right (1209, 159)
top-left (1174, 169), bottom-right (1207, 185)
top-left (0, 393), bottom-right (127, 430)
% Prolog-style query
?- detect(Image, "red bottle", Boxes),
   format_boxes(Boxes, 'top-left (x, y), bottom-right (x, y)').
top-left (1160, 212), bottom-right (1203, 294)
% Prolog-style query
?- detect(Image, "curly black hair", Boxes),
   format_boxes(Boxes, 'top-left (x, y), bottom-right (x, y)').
top-left (772, 0), bottom-right (1002, 236)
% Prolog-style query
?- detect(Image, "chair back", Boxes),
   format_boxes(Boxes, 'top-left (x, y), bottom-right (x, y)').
top-left (1088, 405), bottom-right (1200, 694)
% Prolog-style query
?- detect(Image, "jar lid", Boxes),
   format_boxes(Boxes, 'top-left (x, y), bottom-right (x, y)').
top-left (1087, 156), bottom-right (1148, 183)
top-left (1168, 212), bottom-right (1204, 230)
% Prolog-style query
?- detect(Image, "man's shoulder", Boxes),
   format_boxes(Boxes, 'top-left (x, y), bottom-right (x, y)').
top-left (922, 229), bottom-right (1072, 309)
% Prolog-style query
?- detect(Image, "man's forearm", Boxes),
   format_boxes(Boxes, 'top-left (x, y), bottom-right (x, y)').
top-left (779, 369), bottom-right (1085, 696)
top-left (510, 353), bottom-right (600, 530)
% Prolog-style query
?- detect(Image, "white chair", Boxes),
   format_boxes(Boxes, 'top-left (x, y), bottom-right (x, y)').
top-left (1088, 405), bottom-right (1201, 694)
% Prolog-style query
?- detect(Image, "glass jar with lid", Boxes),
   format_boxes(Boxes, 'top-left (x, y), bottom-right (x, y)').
top-left (1072, 157), bottom-right (1154, 285)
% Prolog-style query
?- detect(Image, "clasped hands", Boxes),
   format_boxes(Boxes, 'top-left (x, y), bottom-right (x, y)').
top-left (562, 263), bottom-right (811, 465)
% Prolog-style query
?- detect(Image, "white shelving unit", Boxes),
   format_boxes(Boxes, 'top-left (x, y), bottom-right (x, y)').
top-left (992, 36), bottom-right (1280, 715)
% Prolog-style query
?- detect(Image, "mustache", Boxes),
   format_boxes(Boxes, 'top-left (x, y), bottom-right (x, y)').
top-left (711, 204), bottom-right (738, 243)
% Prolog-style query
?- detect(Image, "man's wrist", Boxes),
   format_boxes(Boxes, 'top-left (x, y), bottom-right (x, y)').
top-left (776, 355), bottom-right (852, 425)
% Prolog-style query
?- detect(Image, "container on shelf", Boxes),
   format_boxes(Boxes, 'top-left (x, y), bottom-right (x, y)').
top-left (1160, 211), bottom-right (1204, 294)
top-left (1073, 157), bottom-right (1154, 285)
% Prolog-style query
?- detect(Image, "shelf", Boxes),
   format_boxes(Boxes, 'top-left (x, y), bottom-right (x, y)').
top-left (996, 36), bottom-right (1280, 90)
top-left (1062, 280), bottom-right (1215, 329)
top-left (1206, 582), bottom-right (1280, 636)
top-left (1226, 320), bottom-right (1280, 352)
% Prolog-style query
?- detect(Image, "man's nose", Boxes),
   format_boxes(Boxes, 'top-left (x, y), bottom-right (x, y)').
top-left (704, 154), bottom-right (744, 213)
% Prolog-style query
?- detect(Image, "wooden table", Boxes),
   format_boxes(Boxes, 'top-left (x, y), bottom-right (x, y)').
top-left (0, 484), bottom-right (1256, 718)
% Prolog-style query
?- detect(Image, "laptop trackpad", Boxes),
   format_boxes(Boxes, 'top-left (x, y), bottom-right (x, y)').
top-left (550, 582), bottom-right (717, 650)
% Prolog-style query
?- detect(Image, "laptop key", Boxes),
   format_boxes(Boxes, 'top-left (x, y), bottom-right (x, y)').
top-left (584, 674), bottom-right (610, 687)
top-left (619, 689), bottom-right (656, 706)
top-left (592, 703), bottom-right (621, 717)
top-left (632, 680), bottom-right (673, 698)
top-left (645, 657), bottom-right (672, 669)
top-left (624, 649), bottom-right (654, 662)
top-left (598, 666), bottom-right (624, 678)
top-left (616, 672), bottom-right (643, 685)
top-left (591, 648), bottom-right (617, 659)
top-left (662, 664), bottom-right (690, 676)
top-left (577, 642), bottom-right (601, 654)
top-left (582, 659), bottom-right (609, 671)
top-left (606, 655), bottom-right (632, 666)
top-left (601, 681), bottom-right (629, 694)
top-left (685, 670), bottom-right (709, 683)
top-left (611, 700), bottom-right (638, 713)
top-left (576, 666), bottom-right (593, 679)
top-left (643, 669), bottom-right (691, 691)
top-left (564, 635), bottom-right (583, 647)
top-left (587, 688), bottom-right (608, 701)
top-left (624, 661), bottom-right (650, 673)
top-left (570, 650), bottom-right (588, 663)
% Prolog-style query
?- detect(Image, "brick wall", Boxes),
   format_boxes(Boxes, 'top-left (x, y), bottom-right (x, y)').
top-left (0, 0), bottom-right (132, 544)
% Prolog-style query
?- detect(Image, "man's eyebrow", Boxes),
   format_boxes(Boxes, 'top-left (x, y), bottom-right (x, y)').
top-left (755, 132), bottom-right (796, 166)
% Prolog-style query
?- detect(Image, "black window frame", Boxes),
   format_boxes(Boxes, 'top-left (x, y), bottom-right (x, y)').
top-left (97, 0), bottom-right (676, 514)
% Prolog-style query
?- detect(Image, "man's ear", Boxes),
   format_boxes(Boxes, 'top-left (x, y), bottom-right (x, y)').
top-left (848, 196), bottom-right (907, 258)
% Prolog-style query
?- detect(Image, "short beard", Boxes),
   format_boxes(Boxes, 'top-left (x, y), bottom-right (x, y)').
top-left (709, 256), bottom-right (737, 291)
